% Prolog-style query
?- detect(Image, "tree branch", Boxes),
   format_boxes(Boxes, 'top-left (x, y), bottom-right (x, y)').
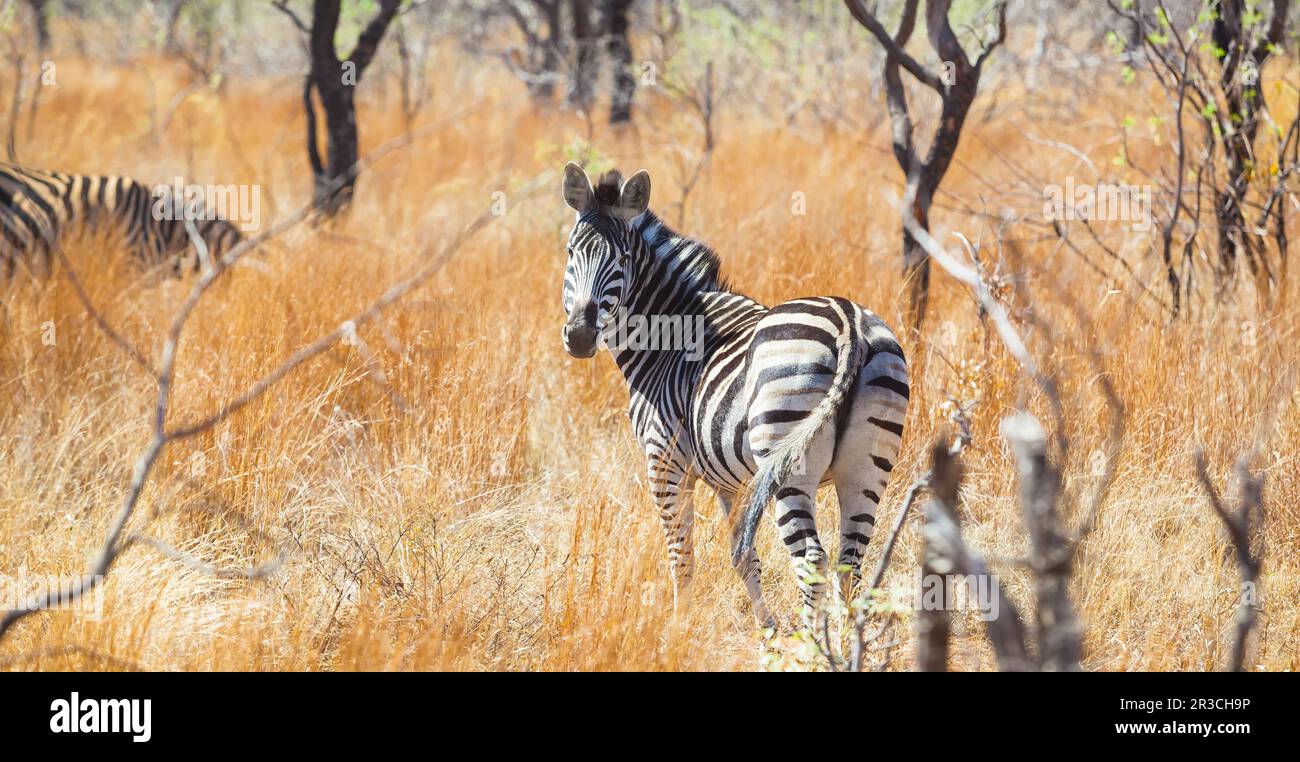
top-left (843, 0), bottom-right (943, 91)
top-left (271, 0), bottom-right (311, 35)
top-left (350, 0), bottom-right (404, 76)
top-left (0, 104), bottom-right (500, 644)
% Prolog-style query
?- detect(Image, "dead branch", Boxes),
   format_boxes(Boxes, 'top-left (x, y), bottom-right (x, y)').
top-left (1001, 412), bottom-right (1081, 671)
top-left (49, 245), bottom-right (159, 378)
top-left (122, 533), bottom-right (286, 580)
top-left (899, 206), bottom-right (1124, 673)
top-left (1194, 453), bottom-right (1263, 672)
top-left (0, 644), bottom-right (146, 672)
top-left (0, 109), bottom-right (542, 644)
top-left (919, 442), bottom-right (1031, 672)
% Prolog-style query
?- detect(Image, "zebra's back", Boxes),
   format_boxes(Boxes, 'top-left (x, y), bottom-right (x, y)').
top-left (0, 163), bottom-right (241, 276)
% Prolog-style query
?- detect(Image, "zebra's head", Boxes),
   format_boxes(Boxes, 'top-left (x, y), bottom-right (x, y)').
top-left (560, 162), bottom-right (651, 358)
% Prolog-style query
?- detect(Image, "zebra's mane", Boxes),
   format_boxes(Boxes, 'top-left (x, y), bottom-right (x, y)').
top-left (593, 170), bottom-right (624, 211)
top-left (632, 209), bottom-right (731, 294)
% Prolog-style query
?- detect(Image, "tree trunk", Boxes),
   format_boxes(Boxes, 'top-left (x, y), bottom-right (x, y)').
top-left (901, 198), bottom-right (931, 333)
top-left (307, 77), bottom-right (360, 215)
top-left (1216, 168), bottom-right (1253, 285)
top-left (604, 0), bottom-right (636, 124)
top-left (163, 0), bottom-right (190, 53)
top-left (523, 1), bottom-right (562, 102)
top-left (568, 0), bottom-right (597, 111)
top-left (900, 78), bottom-right (975, 330)
top-left (26, 0), bottom-right (50, 53)
top-left (302, 0), bottom-right (400, 217)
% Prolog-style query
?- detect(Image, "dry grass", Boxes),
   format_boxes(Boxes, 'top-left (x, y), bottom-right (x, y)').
top-left (0, 44), bottom-right (1297, 672)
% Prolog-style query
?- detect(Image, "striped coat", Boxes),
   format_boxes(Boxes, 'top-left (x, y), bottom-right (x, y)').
top-left (0, 163), bottom-right (242, 277)
top-left (560, 163), bottom-right (909, 627)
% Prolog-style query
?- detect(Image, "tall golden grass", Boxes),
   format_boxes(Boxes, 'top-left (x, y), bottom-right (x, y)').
top-left (0, 41), bottom-right (1296, 671)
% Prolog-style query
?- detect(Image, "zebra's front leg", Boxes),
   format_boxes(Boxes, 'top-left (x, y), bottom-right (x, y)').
top-left (648, 463), bottom-right (696, 617)
top-left (718, 490), bottom-right (775, 629)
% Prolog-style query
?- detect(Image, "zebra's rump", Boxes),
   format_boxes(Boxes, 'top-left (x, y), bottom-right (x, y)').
top-left (687, 295), bottom-right (907, 493)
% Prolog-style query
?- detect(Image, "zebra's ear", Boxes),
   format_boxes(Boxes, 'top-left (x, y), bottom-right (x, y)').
top-left (563, 162), bottom-right (595, 213)
top-left (614, 170), bottom-right (651, 220)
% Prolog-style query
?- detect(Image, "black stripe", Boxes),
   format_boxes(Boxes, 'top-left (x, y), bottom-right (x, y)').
top-left (782, 528), bottom-right (819, 546)
top-left (776, 509), bottom-right (813, 527)
top-left (866, 375), bottom-right (909, 398)
top-left (774, 487), bottom-right (807, 501)
top-left (867, 416), bottom-right (904, 436)
top-left (752, 322), bottom-right (838, 350)
top-left (750, 409), bottom-right (808, 427)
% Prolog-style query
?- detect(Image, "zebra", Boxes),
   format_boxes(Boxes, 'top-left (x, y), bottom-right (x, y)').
top-left (0, 163), bottom-right (243, 278)
top-left (559, 162), bottom-right (910, 627)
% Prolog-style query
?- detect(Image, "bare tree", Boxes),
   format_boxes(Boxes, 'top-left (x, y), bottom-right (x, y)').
top-left (274, 0), bottom-right (404, 216)
top-left (829, 201), bottom-right (1131, 673)
top-left (843, 0), bottom-right (1009, 333)
top-left (1108, 0), bottom-right (1294, 305)
top-left (1002, 412), bottom-right (1082, 671)
top-left (503, 0), bottom-right (565, 103)
top-left (1206, 0), bottom-right (1291, 288)
top-left (3, 1), bottom-right (26, 162)
top-left (664, 61), bottom-right (717, 226)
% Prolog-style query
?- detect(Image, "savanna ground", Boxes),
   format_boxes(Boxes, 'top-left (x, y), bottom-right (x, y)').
top-left (0, 3), bottom-right (1297, 671)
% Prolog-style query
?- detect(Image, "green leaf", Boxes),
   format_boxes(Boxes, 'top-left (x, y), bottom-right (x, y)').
top-left (1106, 30), bottom-right (1125, 57)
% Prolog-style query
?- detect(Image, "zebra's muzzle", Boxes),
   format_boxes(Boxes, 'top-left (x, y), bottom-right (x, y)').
top-left (563, 301), bottom-right (600, 358)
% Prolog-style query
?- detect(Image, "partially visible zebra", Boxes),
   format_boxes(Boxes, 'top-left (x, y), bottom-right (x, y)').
top-left (0, 163), bottom-right (243, 277)
top-left (559, 163), bottom-right (910, 627)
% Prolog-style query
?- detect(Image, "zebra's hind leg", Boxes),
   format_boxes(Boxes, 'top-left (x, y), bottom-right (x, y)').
top-left (831, 480), bottom-right (883, 608)
top-left (770, 476), bottom-right (830, 630)
top-left (718, 490), bottom-right (775, 629)
top-left (829, 339), bottom-right (908, 608)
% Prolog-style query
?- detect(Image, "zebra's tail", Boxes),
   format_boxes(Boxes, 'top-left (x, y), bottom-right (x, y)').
top-left (733, 330), bottom-right (864, 564)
